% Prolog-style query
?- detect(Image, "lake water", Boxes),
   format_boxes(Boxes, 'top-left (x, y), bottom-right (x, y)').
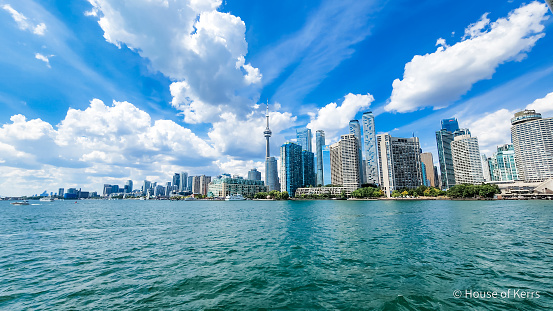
top-left (0, 199), bottom-right (552, 310)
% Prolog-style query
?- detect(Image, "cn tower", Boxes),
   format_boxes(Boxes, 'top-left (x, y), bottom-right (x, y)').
top-left (264, 101), bottom-right (272, 158)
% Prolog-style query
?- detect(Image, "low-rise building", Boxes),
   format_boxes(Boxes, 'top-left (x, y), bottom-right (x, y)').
top-left (208, 177), bottom-right (267, 198)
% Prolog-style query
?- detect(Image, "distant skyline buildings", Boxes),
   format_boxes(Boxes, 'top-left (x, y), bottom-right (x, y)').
top-left (436, 117), bottom-right (460, 189)
top-left (486, 144), bottom-right (519, 182)
top-left (248, 168), bottom-right (262, 181)
top-left (330, 134), bottom-right (361, 191)
top-left (420, 153), bottom-right (436, 187)
top-left (280, 142), bottom-right (304, 196)
top-left (451, 130), bottom-right (484, 184)
top-left (348, 120), bottom-right (364, 185)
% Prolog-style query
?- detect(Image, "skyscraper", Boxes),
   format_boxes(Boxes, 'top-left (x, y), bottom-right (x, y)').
top-left (481, 154), bottom-right (492, 182)
top-left (329, 134), bottom-right (361, 191)
top-left (420, 153), bottom-right (436, 187)
top-left (296, 128), bottom-right (312, 152)
top-left (280, 142), bottom-right (303, 196)
top-left (436, 118), bottom-right (458, 189)
top-left (200, 175), bottom-right (211, 196)
top-left (441, 118), bottom-right (460, 133)
top-left (187, 176), bottom-right (193, 192)
top-left (511, 110), bottom-right (553, 182)
top-left (349, 120), bottom-right (364, 184)
top-left (248, 168), bottom-right (262, 181)
top-left (192, 176), bottom-right (201, 194)
top-left (142, 180), bottom-right (151, 195)
top-left (180, 172), bottom-right (188, 192)
top-left (362, 111), bottom-right (379, 185)
top-left (124, 180), bottom-right (133, 193)
top-left (264, 103), bottom-right (280, 191)
top-left (378, 134), bottom-right (423, 197)
top-left (451, 131), bottom-right (484, 184)
top-left (488, 144), bottom-right (518, 182)
top-left (302, 150), bottom-right (316, 187)
top-left (172, 173), bottom-right (180, 192)
top-left (315, 130), bottom-right (325, 186)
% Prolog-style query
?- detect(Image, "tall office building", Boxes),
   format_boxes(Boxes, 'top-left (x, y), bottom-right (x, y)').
top-left (511, 110), bottom-right (553, 182)
top-left (349, 120), bottom-right (364, 184)
top-left (315, 130), bottom-right (325, 186)
top-left (362, 111), bottom-right (379, 185)
top-left (172, 173), bottom-right (180, 192)
top-left (420, 153), bottom-right (436, 187)
top-left (296, 128), bottom-right (312, 152)
top-left (436, 118), bottom-right (460, 189)
top-left (142, 180), bottom-right (151, 195)
top-left (187, 176), bottom-right (193, 192)
top-left (179, 172), bottom-right (188, 192)
top-left (488, 144), bottom-right (518, 182)
top-left (451, 131), bottom-right (484, 184)
top-left (302, 150), bottom-right (316, 187)
top-left (58, 188), bottom-right (64, 197)
top-left (264, 103), bottom-right (280, 191)
top-left (124, 180), bottom-right (133, 193)
top-left (329, 134), bottom-right (361, 191)
top-left (378, 134), bottom-right (423, 197)
top-left (280, 142), bottom-right (303, 196)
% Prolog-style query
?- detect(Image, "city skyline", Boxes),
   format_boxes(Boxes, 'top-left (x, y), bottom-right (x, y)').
top-left (1, 1), bottom-right (553, 196)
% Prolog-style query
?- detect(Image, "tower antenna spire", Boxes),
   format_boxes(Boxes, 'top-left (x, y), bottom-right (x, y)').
top-left (263, 100), bottom-right (272, 158)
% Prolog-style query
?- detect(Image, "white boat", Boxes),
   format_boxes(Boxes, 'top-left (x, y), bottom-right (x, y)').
top-left (11, 200), bottom-right (29, 205)
top-left (39, 197), bottom-right (54, 202)
top-left (184, 197), bottom-right (197, 201)
top-left (225, 194), bottom-right (246, 201)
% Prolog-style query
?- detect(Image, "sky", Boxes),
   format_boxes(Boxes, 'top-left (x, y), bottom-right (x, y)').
top-left (1, 0), bottom-right (553, 196)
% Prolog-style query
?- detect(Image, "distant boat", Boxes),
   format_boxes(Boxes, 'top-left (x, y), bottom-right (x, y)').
top-left (11, 200), bottom-right (29, 205)
top-left (225, 194), bottom-right (246, 201)
top-left (184, 197), bottom-right (197, 201)
top-left (39, 197), bottom-right (54, 202)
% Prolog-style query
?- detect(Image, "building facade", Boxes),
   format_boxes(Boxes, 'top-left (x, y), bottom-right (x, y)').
top-left (329, 134), bottom-right (361, 191)
top-left (316, 130), bottom-right (325, 186)
top-left (296, 128), bottom-right (312, 152)
top-left (280, 142), bottom-right (303, 196)
top-left (420, 152), bottom-right (436, 187)
top-left (451, 132), bottom-right (484, 184)
top-left (511, 110), bottom-right (553, 182)
top-left (488, 144), bottom-right (519, 182)
top-left (436, 129), bottom-right (456, 189)
top-left (362, 111), bottom-right (379, 185)
top-left (349, 120), bottom-right (364, 184)
top-left (208, 177), bottom-right (267, 198)
top-left (248, 168), bottom-right (262, 181)
top-left (378, 134), bottom-right (423, 197)
top-left (302, 150), bottom-right (316, 187)
top-left (179, 172), bottom-right (188, 192)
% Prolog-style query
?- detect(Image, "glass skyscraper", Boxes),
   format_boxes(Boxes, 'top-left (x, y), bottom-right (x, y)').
top-left (280, 142), bottom-right (304, 196)
top-left (488, 144), bottom-right (518, 182)
top-left (296, 128), bottom-right (312, 152)
top-left (302, 150), bottom-right (316, 187)
top-left (441, 118), bottom-right (459, 133)
top-left (315, 130), bottom-right (325, 186)
top-left (362, 111), bottom-right (379, 185)
top-left (436, 117), bottom-right (460, 190)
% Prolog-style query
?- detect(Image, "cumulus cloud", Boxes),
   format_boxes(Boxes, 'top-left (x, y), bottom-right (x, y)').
top-left (464, 108), bottom-right (516, 155)
top-left (386, 2), bottom-right (548, 113)
top-left (0, 99), bottom-right (222, 196)
top-left (526, 92), bottom-right (553, 114)
top-left (86, 0), bottom-right (261, 123)
top-left (2, 4), bottom-right (47, 35)
top-left (208, 107), bottom-right (296, 158)
top-left (307, 93), bottom-right (374, 143)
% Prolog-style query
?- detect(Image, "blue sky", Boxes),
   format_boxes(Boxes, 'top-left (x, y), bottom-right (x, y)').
top-left (1, 0), bottom-right (552, 196)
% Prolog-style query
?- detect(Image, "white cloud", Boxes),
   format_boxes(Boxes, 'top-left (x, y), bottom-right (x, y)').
top-left (307, 93), bottom-right (374, 143)
top-left (2, 4), bottom-right (47, 35)
top-left (0, 99), bottom-right (223, 196)
top-left (464, 108), bottom-right (516, 155)
top-left (386, 2), bottom-right (548, 113)
top-left (35, 53), bottom-right (51, 68)
top-left (214, 158), bottom-right (265, 179)
top-left (86, 0), bottom-right (261, 123)
top-left (208, 108), bottom-right (296, 158)
top-left (526, 92), bottom-right (553, 114)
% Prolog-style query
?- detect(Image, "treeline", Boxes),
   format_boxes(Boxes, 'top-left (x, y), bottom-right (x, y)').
top-left (446, 184), bottom-right (500, 199)
top-left (254, 190), bottom-right (289, 200)
top-left (391, 185), bottom-right (445, 198)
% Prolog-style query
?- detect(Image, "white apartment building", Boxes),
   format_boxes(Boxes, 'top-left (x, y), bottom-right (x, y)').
top-left (451, 133), bottom-right (484, 184)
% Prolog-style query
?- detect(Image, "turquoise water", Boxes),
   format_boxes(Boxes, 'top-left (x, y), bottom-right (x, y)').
top-left (0, 200), bottom-right (552, 310)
